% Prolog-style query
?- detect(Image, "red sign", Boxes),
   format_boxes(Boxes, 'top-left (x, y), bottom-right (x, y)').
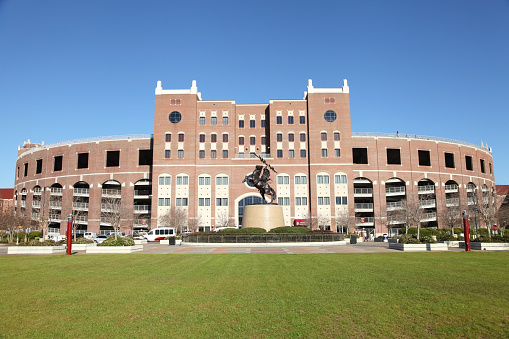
top-left (361, 218), bottom-right (365, 223)
top-left (293, 219), bottom-right (307, 227)
top-left (492, 225), bottom-right (498, 231)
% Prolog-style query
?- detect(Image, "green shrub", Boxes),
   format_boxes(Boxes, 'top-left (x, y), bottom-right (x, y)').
top-left (419, 235), bottom-right (436, 244)
top-left (19, 239), bottom-right (62, 246)
top-left (398, 235), bottom-right (421, 244)
top-left (97, 237), bottom-right (134, 246)
top-left (218, 228), bottom-right (267, 234)
top-left (72, 238), bottom-right (94, 244)
top-left (269, 226), bottom-right (309, 234)
top-left (436, 233), bottom-right (456, 241)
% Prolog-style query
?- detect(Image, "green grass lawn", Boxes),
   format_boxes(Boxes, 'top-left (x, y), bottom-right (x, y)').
top-left (0, 252), bottom-right (508, 338)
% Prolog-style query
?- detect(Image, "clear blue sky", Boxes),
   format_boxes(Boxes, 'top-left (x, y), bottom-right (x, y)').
top-left (1, 0), bottom-right (508, 188)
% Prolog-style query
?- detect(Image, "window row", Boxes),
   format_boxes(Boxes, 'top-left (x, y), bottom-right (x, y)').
top-left (199, 116), bottom-right (229, 126)
top-left (159, 176), bottom-right (229, 185)
top-left (353, 148), bottom-right (492, 174)
top-left (159, 197), bottom-right (229, 207)
top-left (18, 150), bottom-right (152, 177)
top-left (238, 136), bottom-right (267, 145)
top-left (276, 115), bottom-right (306, 125)
top-left (238, 119), bottom-right (266, 129)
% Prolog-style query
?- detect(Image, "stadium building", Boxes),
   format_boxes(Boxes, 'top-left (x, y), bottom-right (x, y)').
top-left (13, 80), bottom-right (496, 236)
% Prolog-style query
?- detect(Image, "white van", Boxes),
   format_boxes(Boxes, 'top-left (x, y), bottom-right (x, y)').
top-left (84, 232), bottom-right (97, 239)
top-left (143, 227), bottom-right (176, 241)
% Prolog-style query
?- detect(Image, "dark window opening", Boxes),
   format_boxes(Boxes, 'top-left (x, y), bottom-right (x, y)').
top-left (211, 134), bottom-right (217, 142)
top-left (106, 151), bottom-right (120, 167)
top-left (178, 133), bottom-right (184, 142)
top-left (139, 150), bottom-right (152, 166)
top-left (444, 152), bottom-right (455, 168)
top-left (480, 159), bottom-right (485, 173)
top-left (299, 116), bottom-right (305, 124)
top-left (23, 163), bottom-right (28, 177)
top-left (239, 136), bottom-right (244, 145)
top-left (36, 159), bottom-right (43, 174)
top-left (465, 156), bottom-right (473, 171)
top-left (77, 153), bottom-right (89, 169)
top-left (418, 150), bottom-right (431, 166)
top-left (54, 156), bottom-right (63, 171)
top-left (387, 149), bottom-right (401, 165)
top-left (353, 148), bottom-right (368, 164)
top-left (250, 120), bottom-right (255, 128)
top-left (288, 116), bottom-right (294, 124)
top-left (165, 133), bottom-right (171, 142)
top-left (239, 120), bottom-right (244, 128)
top-left (276, 116), bottom-right (282, 124)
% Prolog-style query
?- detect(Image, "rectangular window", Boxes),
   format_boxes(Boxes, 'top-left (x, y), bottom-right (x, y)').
top-left (318, 197), bottom-right (330, 205)
top-left (335, 197), bottom-right (348, 205)
top-left (277, 150), bottom-right (283, 158)
top-left (216, 198), bottom-right (228, 206)
top-left (199, 134), bottom-right (205, 143)
top-left (296, 197), bottom-right (308, 205)
top-left (489, 163), bottom-right (492, 174)
top-left (465, 155), bottom-right (473, 171)
top-left (176, 198), bottom-right (188, 206)
top-left (211, 117), bottom-right (217, 125)
top-left (223, 117), bottom-right (228, 125)
top-left (211, 134), bottom-right (217, 143)
top-left (159, 176), bottom-right (171, 185)
top-left (295, 175), bottom-right (307, 185)
top-left (77, 153), bottom-right (89, 169)
top-left (387, 148), bottom-right (401, 165)
top-left (199, 150), bottom-right (205, 159)
top-left (222, 150), bottom-right (228, 158)
top-left (23, 162), bottom-right (28, 177)
top-left (158, 198), bottom-right (164, 206)
top-left (287, 134), bottom-right (294, 142)
top-left (300, 149), bottom-right (306, 158)
top-left (277, 134), bottom-right (283, 142)
top-left (106, 150), bottom-right (120, 167)
top-left (158, 198), bottom-right (170, 206)
top-left (480, 159), bottom-right (485, 173)
top-left (139, 150), bottom-right (152, 165)
top-left (288, 116), bottom-right (294, 124)
top-left (199, 117), bottom-right (205, 125)
top-left (250, 120), bottom-right (255, 128)
top-left (176, 176), bottom-right (188, 185)
top-left (239, 120), bottom-right (244, 128)
top-left (300, 133), bottom-right (306, 142)
top-left (334, 132), bottom-right (340, 141)
top-left (335, 149), bottom-right (340, 157)
top-left (276, 116), bottom-right (282, 124)
top-left (418, 150), bottom-right (431, 166)
top-left (261, 120), bottom-right (266, 128)
top-left (199, 177), bottom-right (211, 185)
top-left (178, 150), bottom-right (184, 158)
top-left (321, 149), bottom-right (327, 157)
top-left (222, 134), bottom-right (228, 142)
top-left (199, 198), bottom-right (211, 207)
top-left (352, 148), bottom-right (368, 164)
top-left (289, 150), bottom-right (294, 158)
top-left (239, 136), bottom-right (244, 145)
top-left (211, 150), bottom-right (216, 158)
top-left (164, 150), bottom-right (171, 158)
top-left (178, 134), bottom-right (184, 142)
top-left (317, 175), bottom-right (330, 184)
top-left (261, 136), bottom-right (266, 145)
top-left (299, 116), bottom-right (305, 124)
top-left (277, 176), bottom-right (290, 185)
top-left (36, 159), bottom-right (43, 174)
top-left (54, 156), bottom-right (63, 172)
top-left (250, 136), bottom-right (256, 145)
top-left (444, 152), bottom-right (455, 168)
top-left (165, 133), bottom-right (171, 142)
top-left (321, 132), bottom-right (327, 141)
top-left (335, 175), bottom-right (347, 184)
top-left (216, 176), bottom-right (228, 185)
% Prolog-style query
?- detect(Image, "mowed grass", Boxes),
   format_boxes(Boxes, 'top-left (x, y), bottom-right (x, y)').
top-left (0, 253), bottom-right (508, 338)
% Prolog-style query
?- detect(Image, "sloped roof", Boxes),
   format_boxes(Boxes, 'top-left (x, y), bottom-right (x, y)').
top-left (0, 188), bottom-right (14, 200)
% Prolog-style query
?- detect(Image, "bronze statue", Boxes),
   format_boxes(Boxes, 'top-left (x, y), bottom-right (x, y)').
top-left (242, 155), bottom-right (277, 203)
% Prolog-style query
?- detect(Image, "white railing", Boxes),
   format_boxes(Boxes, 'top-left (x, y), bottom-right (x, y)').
top-left (466, 185), bottom-right (476, 192)
top-left (48, 227), bottom-right (60, 234)
top-left (446, 198), bottom-right (460, 206)
top-left (74, 216), bottom-right (88, 223)
top-left (386, 186), bottom-right (405, 194)
top-left (20, 201), bottom-right (26, 207)
top-left (418, 185), bottom-right (435, 194)
top-left (355, 217), bottom-right (375, 225)
top-left (50, 187), bottom-right (63, 195)
top-left (134, 190), bottom-right (151, 197)
top-left (32, 201), bottom-right (41, 208)
top-left (49, 214), bottom-right (61, 222)
top-left (421, 212), bottom-right (437, 221)
top-left (354, 203), bottom-right (373, 210)
top-left (468, 197), bottom-right (476, 205)
top-left (419, 199), bottom-right (436, 208)
top-left (133, 205), bottom-right (151, 212)
top-left (73, 202), bottom-right (89, 210)
top-left (73, 188), bottom-right (90, 195)
top-left (102, 189), bottom-right (121, 197)
top-left (50, 201), bottom-right (62, 208)
top-left (354, 188), bottom-right (373, 195)
top-left (33, 188), bottom-right (41, 195)
top-left (386, 201), bottom-right (404, 210)
top-left (444, 184), bottom-right (458, 192)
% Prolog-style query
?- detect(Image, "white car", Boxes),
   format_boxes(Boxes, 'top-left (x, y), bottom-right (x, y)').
top-left (143, 227), bottom-right (176, 241)
top-left (84, 232), bottom-right (97, 239)
top-left (93, 235), bottom-right (108, 243)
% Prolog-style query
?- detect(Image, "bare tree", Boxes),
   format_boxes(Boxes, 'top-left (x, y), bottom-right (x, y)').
top-left (335, 209), bottom-right (354, 234)
top-left (403, 194), bottom-right (429, 240)
top-left (477, 190), bottom-right (503, 238)
top-left (158, 207), bottom-right (188, 234)
top-left (317, 214), bottom-right (330, 231)
top-left (439, 205), bottom-right (463, 236)
top-left (215, 211), bottom-right (230, 228)
top-left (71, 195), bottom-right (88, 241)
top-left (100, 196), bottom-right (125, 240)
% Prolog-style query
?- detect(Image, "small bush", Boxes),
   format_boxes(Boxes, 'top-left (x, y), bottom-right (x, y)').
top-left (419, 235), bottom-right (436, 244)
top-left (72, 238), bottom-right (94, 244)
top-left (436, 233), bottom-right (456, 241)
top-left (269, 226), bottom-right (309, 234)
top-left (97, 237), bottom-right (135, 246)
top-left (398, 235), bottom-right (421, 244)
top-left (20, 239), bottom-right (64, 246)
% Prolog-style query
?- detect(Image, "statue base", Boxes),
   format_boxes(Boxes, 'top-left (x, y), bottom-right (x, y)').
top-left (242, 203), bottom-right (285, 232)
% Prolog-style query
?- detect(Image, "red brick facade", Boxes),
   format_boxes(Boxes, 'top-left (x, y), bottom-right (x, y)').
top-left (14, 80), bottom-right (496, 235)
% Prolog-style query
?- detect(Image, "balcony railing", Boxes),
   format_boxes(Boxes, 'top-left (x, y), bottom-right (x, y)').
top-left (418, 185), bottom-right (435, 194)
top-left (446, 198), bottom-right (460, 207)
top-left (49, 214), bottom-right (61, 222)
top-left (466, 185), bottom-right (476, 193)
top-left (444, 184), bottom-right (459, 193)
top-left (50, 187), bottom-right (63, 195)
top-left (50, 201), bottom-right (62, 209)
top-left (355, 217), bottom-right (375, 226)
top-left (74, 216), bottom-right (88, 223)
top-left (73, 188), bottom-right (90, 196)
top-left (386, 201), bottom-right (404, 210)
top-left (354, 203), bottom-right (373, 211)
top-left (421, 212), bottom-right (437, 222)
top-left (468, 197), bottom-right (476, 205)
top-left (134, 190), bottom-right (152, 198)
top-left (32, 201), bottom-right (41, 208)
top-left (419, 199), bottom-right (436, 208)
top-left (354, 188), bottom-right (373, 196)
top-left (73, 202), bottom-right (89, 210)
top-left (385, 186), bottom-right (405, 195)
top-left (133, 205), bottom-right (151, 213)
top-left (102, 189), bottom-right (121, 197)
top-left (32, 212), bottom-right (39, 220)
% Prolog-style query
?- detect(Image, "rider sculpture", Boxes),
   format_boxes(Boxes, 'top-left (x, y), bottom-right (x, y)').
top-left (243, 164), bottom-right (277, 204)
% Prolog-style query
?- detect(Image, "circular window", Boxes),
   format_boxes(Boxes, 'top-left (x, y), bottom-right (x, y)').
top-left (324, 110), bottom-right (337, 122)
top-left (169, 111), bottom-right (182, 124)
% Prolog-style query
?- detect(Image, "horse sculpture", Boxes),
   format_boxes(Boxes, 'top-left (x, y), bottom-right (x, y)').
top-left (242, 164), bottom-right (277, 203)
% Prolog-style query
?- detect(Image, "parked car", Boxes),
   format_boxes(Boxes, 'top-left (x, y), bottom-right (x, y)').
top-left (106, 232), bottom-right (126, 238)
top-left (214, 227), bottom-right (237, 232)
top-left (93, 235), bottom-right (108, 243)
top-left (84, 232), bottom-right (97, 239)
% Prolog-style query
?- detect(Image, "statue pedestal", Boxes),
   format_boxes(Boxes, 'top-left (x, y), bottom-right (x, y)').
top-left (242, 204), bottom-right (285, 232)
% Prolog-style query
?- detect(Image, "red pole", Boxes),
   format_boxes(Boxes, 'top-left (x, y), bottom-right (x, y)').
top-left (66, 214), bottom-right (72, 255)
top-left (462, 210), bottom-right (471, 252)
